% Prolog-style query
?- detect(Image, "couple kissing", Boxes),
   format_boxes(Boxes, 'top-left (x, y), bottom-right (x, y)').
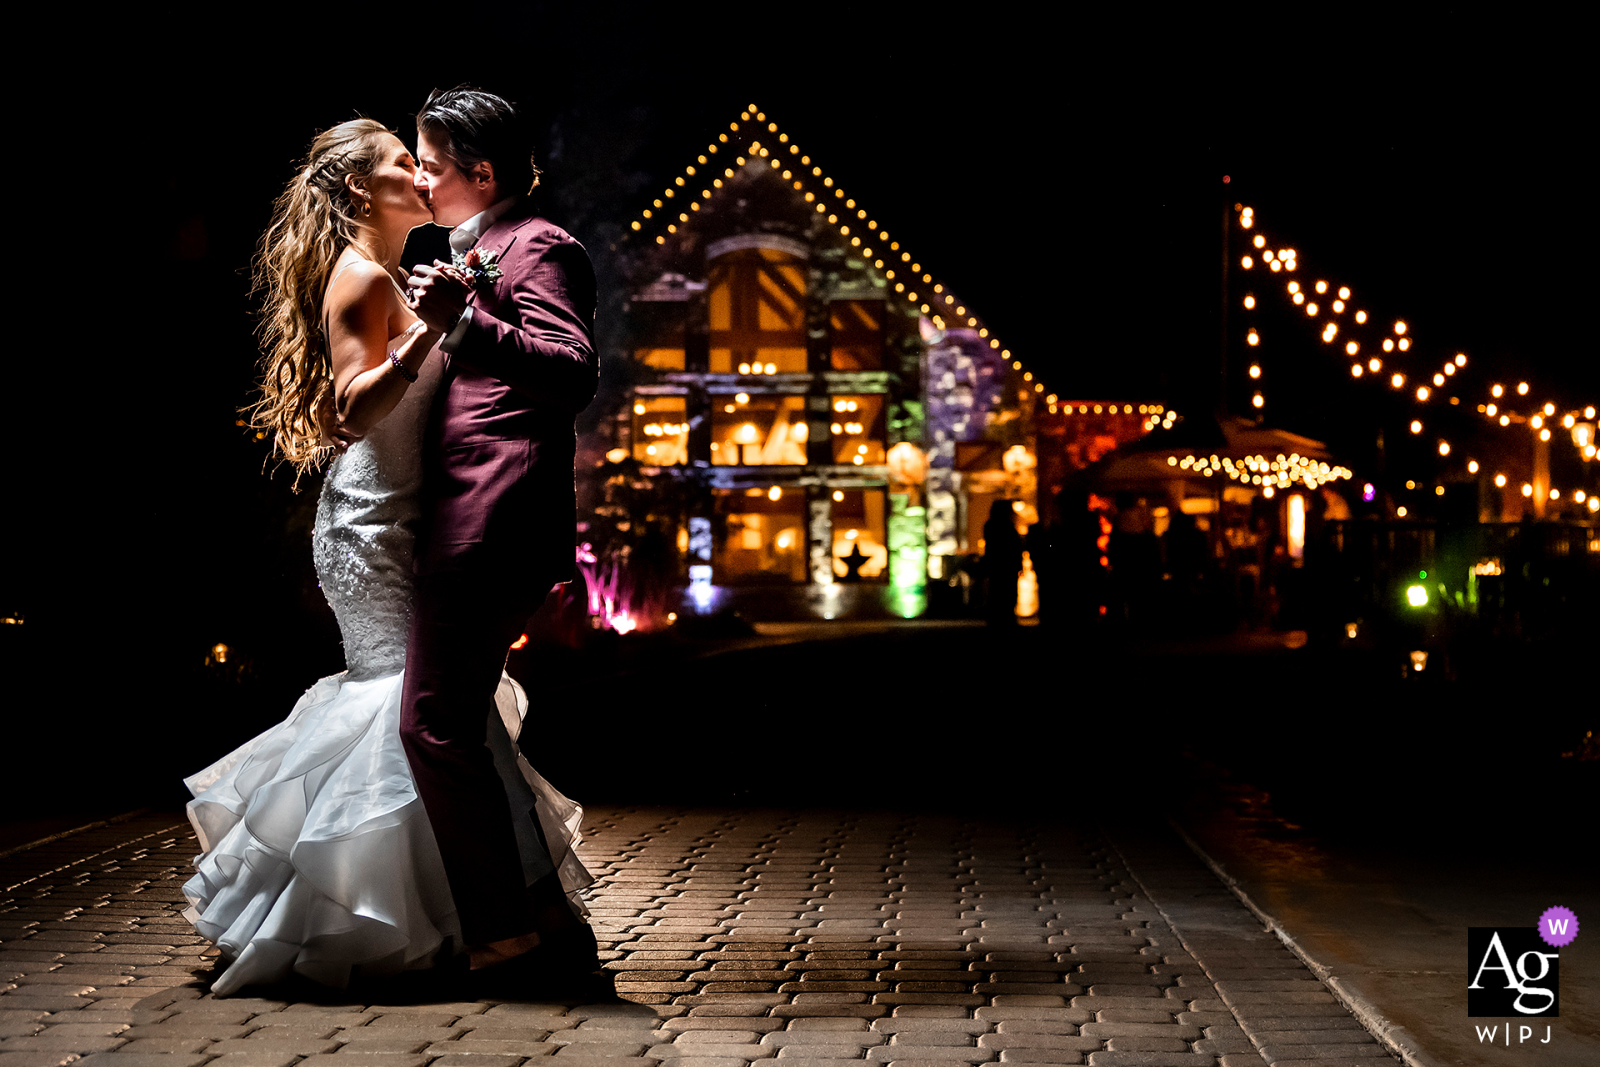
top-left (182, 87), bottom-right (601, 997)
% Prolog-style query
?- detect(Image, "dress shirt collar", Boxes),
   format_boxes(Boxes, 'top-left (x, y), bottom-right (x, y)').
top-left (449, 195), bottom-right (521, 255)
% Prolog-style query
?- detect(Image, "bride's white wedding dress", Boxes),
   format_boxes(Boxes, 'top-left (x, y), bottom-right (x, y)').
top-left (183, 332), bottom-right (591, 996)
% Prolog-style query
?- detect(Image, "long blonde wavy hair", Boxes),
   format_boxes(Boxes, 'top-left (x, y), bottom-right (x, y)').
top-left (246, 118), bottom-right (393, 475)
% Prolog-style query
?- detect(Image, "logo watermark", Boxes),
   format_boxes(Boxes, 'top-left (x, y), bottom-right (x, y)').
top-left (1469, 905), bottom-right (1578, 1042)
top-left (1468, 927), bottom-right (1559, 1017)
top-left (1537, 905), bottom-right (1578, 948)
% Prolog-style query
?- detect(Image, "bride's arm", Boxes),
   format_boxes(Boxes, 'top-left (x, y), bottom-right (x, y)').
top-left (327, 264), bottom-right (441, 439)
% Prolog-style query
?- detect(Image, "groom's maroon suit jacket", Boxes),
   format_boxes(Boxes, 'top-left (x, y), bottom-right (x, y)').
top-left (414, 201), bottom-right (598, 586)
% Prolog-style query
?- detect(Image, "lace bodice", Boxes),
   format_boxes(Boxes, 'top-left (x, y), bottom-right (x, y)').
top-left (313, 348), bottom-right (441, 679)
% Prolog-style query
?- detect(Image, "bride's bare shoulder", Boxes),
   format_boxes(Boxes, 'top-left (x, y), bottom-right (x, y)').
top-left (326, 258), bottom-right (401, 325)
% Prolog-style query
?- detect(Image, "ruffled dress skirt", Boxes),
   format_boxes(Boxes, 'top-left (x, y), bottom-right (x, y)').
top-left (182, 669), bottom-right (589, 996)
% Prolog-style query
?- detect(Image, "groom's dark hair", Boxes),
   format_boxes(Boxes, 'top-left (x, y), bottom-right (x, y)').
top-left (417, 86), bottom-right (541, 195)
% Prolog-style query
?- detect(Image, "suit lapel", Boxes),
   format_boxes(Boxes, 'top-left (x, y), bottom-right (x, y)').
top-left (466, 200), bottom-right (533, 311)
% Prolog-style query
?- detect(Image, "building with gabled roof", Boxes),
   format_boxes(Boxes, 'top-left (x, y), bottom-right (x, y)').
top-left (578, 103), bottom-right (1104, 624)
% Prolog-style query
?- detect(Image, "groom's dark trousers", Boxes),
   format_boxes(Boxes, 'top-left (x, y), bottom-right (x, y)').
top-left (400, 201), bottom-right (598, 948)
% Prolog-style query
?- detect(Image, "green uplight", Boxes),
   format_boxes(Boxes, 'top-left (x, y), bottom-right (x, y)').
top-left (888, 496), bottom-right (927, 619)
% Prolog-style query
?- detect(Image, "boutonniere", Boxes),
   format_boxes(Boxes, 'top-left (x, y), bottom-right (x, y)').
top-left (453, 247), bottom-right (503, 289)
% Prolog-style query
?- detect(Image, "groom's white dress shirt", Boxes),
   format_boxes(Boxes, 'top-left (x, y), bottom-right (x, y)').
top-left (441, 195), bottom-right (521, 353)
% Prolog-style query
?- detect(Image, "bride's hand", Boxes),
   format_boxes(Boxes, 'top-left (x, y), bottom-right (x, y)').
top-left (318, 390), bottom-right (364, 452)
top-left (406, 261), bottom-right (471, 332)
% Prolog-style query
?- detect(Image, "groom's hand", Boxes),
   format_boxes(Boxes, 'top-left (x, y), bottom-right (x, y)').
top-left (406, 261), bottom-right (471, 334)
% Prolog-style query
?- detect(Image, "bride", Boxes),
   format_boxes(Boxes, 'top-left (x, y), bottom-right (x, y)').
top-left (182, 118), bottom-right (591, 996)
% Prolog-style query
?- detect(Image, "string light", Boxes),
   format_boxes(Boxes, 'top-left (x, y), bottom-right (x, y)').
top-left (628, 104), bottom-right (1041, 396)
top-left (1237, 204), bottom-right (1600, 510)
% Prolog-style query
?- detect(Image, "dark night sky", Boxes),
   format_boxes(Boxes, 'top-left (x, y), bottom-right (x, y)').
top-left (110, 11), bottom-right (1588, 402)
top-left (145, 15), bottom-right (1584, 455)
top-left (6, 11), bottom-right (1588, 699)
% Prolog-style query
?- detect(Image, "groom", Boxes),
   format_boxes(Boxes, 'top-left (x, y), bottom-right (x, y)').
top-left (400, 86), bottom-right (599, 981)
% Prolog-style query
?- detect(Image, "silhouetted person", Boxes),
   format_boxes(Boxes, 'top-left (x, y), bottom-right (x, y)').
top-left (983, 500), bottom-right (1024, 626)
top-left (1026, 520), bottom-right (1058, 627)
top-left (1109, 494), bottom-right (1159, 629)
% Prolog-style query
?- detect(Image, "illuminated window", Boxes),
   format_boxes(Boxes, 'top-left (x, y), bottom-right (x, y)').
top-left (708, 247), bottom-right (807, 373)
top-left (711, 394), bottom-right (808, 465)
top-left (631, 394), bottom-right (688, 465)
top-left (631, 301), bottom-right (686, 370)
top-left (829, 394), bottom-right (886, 465)
top-left (831, 489), bottom-right (888, 580)
top-left (829, 299), bottom-right (884, 371)
top-left (635, 345), bottom-right (685, 370)
top-left (713, 487), bottom-right (806, 583)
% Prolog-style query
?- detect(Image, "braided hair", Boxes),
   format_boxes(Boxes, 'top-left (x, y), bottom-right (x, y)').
top-left (245, 118), bottom-right (390, 476)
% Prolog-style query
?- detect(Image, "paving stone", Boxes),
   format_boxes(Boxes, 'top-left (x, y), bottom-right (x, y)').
top-left (1079, 1025), bottom-right (1200, 1041)
top-left (863, 1046), bottom-right (994, 1062)
top-left (431, 1056), bottom-right (545, 1067)
top-left (761, 1034), bottom-right (884, 1048)
top-left (869, 1022), bottom-right (986, 1035)
top-left (544, 1045), bottom-right (653, 1060)
top-left (670, 1033), bottom-right (762, 1046)
top-left (0, 1037), bottom-right (124, 1054)
top-left (870, 996), bottom-right (985, 1009)
top-left (648, 1043), bottom-right (774, 1058)
top-left (990, 1021), bottom-right (1076, 1037)
top-left (253, 1013), bottom-right (373, 1029)
top-left (1094, 1010), bottom-right (1175, 1025)
top-left (1188, 1038), bottom-right (1253, 1056)
top-left (335, 1037), bottom-right (433, 1053)
top-left (1215, 993), bottom-right (1332, 1007)
top-left (206, 1054), bottom-right (305, 1067)
top-left (1104, 1038), bottom-right (1188, 1053)
top-left (368, 1009), bottom-right (475, 1023)
top-left (15, 1027), bottom-right (128, 1044)
top-left (119, 1024), bottom-right (250, 1039)
top-left (882, 1032), bottom-right (982, 1046)
top-left (1083, 1055), bottom-right (1219, 1065)
top-left (991, 1047), bottom-right (1086, 1062)
top-left (71, 1057), bottom-right (213, 1067)
top-left (299, 1056), bottom-right (432, 1067)
top-left (135, 1009), bottom-right (250, 1025)
top-left (113, 1040), bottom-right (211, 1054)
top-left (427, 1039), bottom-right (554, 1056)
top-left (1254, 1043), bottom-right (1385, 1060)
top-left (662, 1021), bottom-right (783, 1034)
top-left (1226, 1004), bottom-right (1347, 1020)
top-left (1236, 1018), bottom-right (1363, 1034)
top-left (169, 998), bottom-right (283, 1015)
top-left (0, 1040), bottom-right (84, 1064)
top-left (343, 1026), bottom-right (464, 1042)
top-left (474, 1006), bottom-right (577, 1022)
top-left (243, 1026), bottom-right (341, 1041)
top-left (974, 1008), bottom-right (1090, 1025)
top-left (1177, 1004), bottom-right (1222, 1023)
top-left (208, 1039), bottom-right (342, 1056)
top-left (551, 1030), bottom-right (662, 1047)
top-left (0, 999), bottom-right (95, 1014)
top-left (13, 976), bottom-right (133, 991)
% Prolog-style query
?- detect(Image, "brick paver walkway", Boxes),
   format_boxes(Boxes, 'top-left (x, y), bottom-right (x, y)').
top-left (0, 809), bottom-right (1400, 1066)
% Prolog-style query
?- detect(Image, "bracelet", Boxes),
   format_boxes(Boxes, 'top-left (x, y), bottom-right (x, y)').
top-left (388, 349), bottom-right (417, 383)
